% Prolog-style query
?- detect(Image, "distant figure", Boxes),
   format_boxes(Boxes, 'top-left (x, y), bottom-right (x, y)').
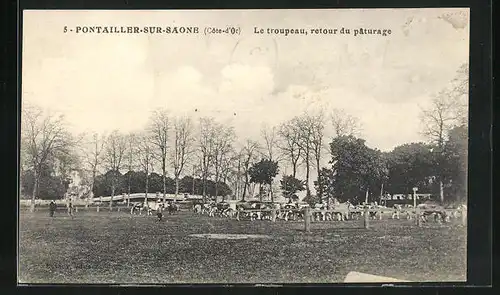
top-left (49, 201), bottom-right (57, 217)
top-left (156, 204), bottom-right (164, 221)
top-left (67, 201), bottom-right (74, 219)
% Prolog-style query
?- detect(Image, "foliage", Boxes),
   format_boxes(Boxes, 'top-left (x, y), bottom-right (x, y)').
top-left (91, 170), bottom-right (232, 197)
top-left (280, 175), bottom-right (305, 198)
top-left (325, 136), bottom-right (388, 203)
top-left (21, 166), bottom-right (69, 200)
top-left (385, 142), bottom-right (436, 194)
top-left (441, 125), bottom-right (468, 202)
top-left (249, 159), bottom-right (279, 186)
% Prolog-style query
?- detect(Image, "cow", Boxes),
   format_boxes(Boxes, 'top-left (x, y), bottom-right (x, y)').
top-left (312, 202), bottom-right (335, 221)
top-left (417, 202), bottom-right (449, 223)
top-left (130, 202), bottom-right (145, 215)
top-left (193, 203), bottom-right (202, 214)
top-left (278, 203), bottom-right (302, 221)
top-left (166, 202), bottom-right (180, 215)
top-left (330, 201), bottom-right (351, 221)
top-left (391, 204), bottom-right (414, 220)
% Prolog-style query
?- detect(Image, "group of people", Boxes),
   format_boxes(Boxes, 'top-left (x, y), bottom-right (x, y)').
top-left (48, 200), bottom-right (74, 219)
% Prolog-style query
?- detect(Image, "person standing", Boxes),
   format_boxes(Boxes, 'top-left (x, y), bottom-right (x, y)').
top-left (156, 203), bottom-right (164, 222)
top-left (49, 201), bottom-right (56, 217)
top-left (67, 200), bottom-right (74, 219)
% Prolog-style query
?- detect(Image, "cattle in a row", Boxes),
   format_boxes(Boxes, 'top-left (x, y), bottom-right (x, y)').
top-left (130, 201), bottom-right (180, 216)
top-left (195, 200), bottom-right (467, 224)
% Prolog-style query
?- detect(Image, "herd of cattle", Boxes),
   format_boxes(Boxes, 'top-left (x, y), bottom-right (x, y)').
top-left (191, 200), bottom-right (467, 224)
top-left (126, 198), bottom-right (467, 225)
top-left (129, 201), bottom-right (180, 216)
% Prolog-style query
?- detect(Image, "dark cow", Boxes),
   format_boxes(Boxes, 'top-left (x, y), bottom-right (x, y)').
top-left (417, 202), bottom-right (449, 223)
top-left (166, 202), bottom-right (180, 215)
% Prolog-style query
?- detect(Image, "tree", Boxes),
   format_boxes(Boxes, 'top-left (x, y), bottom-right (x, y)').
top-left (309, 111), bottom-right (326, 202)
top-left (278, 119), bottom-right (302, 178)
top-left (21, 103), bottom-right (74, 211)
top-left (197, 117), bottom-right (217, 201)
top-left (327, 136), bottom-right (387, 203)
top-left (420, 63), bottom-right (468, 202)
top-left (148, 109), bottom-right (170, 203)
top-left (240, 140), bottom-right (260, 201)
top-left (442, 125), bottom-right (467, 203)
top-left (280, 175), bottom-right (306, 200)
top-left (261, 124), bottom-right (280, 161)
top-left (294, 115), bottom-right (314, 198)
top-left (136, 132), bottom-right (154, 205)
top-left (171, 116), bottom-right (194, 198)
top-left (220, 151), bottom-right (242, 201)
top-left (232, 150), bottom-right (245, 200)
top-left (314, 167), bottom-right (335, 202)
top-left (248, 159), bottom-right (279, 202)
top-left (212, 125), bottom-right (235, 199)
top-left (330, 108), bottom-right (362, 137)
top-left (260, 124), bottom-right (282, 201)
top-left (103, 130), bottom-right (127, 209)
top-left (385, 143), bottom-right (435, 195)
top-left (82, 132), bottom-right (106, 206)
top-left (21, 165), bottom-right (69, 200)
top-left (125, 133), bottom-right (138, 206)
top-left (52, 144), bottom-right (81, 198)
top-left (449, 63), bottom-right (469, 126)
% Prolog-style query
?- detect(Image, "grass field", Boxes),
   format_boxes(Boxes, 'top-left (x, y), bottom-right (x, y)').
top-left (18, 210), bottom-right (467, 284)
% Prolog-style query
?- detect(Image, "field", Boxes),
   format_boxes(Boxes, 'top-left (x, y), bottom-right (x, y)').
top-left (18, 209), bottom-right (467, 284)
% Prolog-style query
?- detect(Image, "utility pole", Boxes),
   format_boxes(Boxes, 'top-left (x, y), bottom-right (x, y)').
top-left (413, 187), bottom-right (418, 208)
top-left (413, 187), bottom-right (420, 226)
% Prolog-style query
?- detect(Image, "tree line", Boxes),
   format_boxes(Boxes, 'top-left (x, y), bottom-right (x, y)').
top-left (20, 63), bottom-right (468, 210)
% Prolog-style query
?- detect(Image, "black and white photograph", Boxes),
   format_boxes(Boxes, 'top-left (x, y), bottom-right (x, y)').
top-left (19, 8), bottom-right (469, 284)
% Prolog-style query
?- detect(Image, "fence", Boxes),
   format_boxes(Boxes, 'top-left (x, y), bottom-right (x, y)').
top-left (22, 200), bottom-right (193, 214)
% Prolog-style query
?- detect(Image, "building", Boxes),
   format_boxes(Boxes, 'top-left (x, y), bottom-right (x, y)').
top-left (380, 193), bottom-right (433, 206)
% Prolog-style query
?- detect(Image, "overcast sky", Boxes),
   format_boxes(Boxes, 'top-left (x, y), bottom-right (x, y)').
top-left (22, 9), bottom-right (469, 153)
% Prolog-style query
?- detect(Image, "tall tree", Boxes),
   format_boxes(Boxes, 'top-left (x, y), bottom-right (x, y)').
top-left (103, 130), bottom-right (127, 210)
top-left (125, 133), bottom-right (138, 206)
top-left (420, 63), bottom-right (468, 202)
top-left (278, 119), bottom-right (302, 178)
top-left (385, 143), bottom-right (435, 194)
top-left (212, 125), bottom-right (235, 200)
top-left (280, 175), bottom-right (306, 200)
top-left (198, 117), bottom-right (217, 202)
top-left (327, 136), bottom-right (387, 203)
top-left (261, 124), bottom-right (282, 201)
top-left (21, 103), bottom-right (74, 212)
top-left (248, 159), bottom-right (279, 202)
top-left (136, 133), bottom-right (154, 205)
top-left (82, 132), bottom-right (106, 206)
top-left (171, 116), bottom-right (194, 198)
top-left (439, 124), bottom-right (467, 203)
top-left (149, 109), bottom-right (170, 203)
top-left (294, 115), bottom-right (314, 198)
top-left (241, 140), bottom-right (260, 201)
top-left (330, 108), bottom-right (362, 137)
top-left (261, 124), bottom-right (280, 161)
top-left (221, 151), bottom-right (239, 201)
top-left (309, 111), bottom-right (326, 202)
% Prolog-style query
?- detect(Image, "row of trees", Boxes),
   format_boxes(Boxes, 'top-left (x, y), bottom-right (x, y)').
top-left (20, 63), bottom-right (468, 210)
top-left (92, 171), bottom-right (231, 199)
top-left (314, 124), bottom-right (467, 205)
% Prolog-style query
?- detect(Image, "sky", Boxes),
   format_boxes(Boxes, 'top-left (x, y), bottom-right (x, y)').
top-left (22, 9), bottom-right (469, 154)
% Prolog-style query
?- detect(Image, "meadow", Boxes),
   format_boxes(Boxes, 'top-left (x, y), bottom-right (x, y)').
top-left (18, 209), bottom-right (467, 284)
